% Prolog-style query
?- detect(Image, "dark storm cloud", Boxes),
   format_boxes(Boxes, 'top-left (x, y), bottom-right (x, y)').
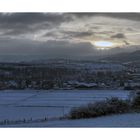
top-left (0, 13), bottom-right (72, 26)
top-left (0, 13), bottom-right (73, 35)
top-left (111, 33), bottom-right (126, 39)
top-left (1, 13), bottom-right (140, 37)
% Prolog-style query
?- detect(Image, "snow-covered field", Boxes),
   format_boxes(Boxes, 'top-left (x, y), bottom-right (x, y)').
top-left (0, 89), bottom-right (130, 127)
top-left (6, 113), bottom-right (140, 127)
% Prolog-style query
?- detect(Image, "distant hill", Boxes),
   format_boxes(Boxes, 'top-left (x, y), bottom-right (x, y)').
top-left (102, 50), bottom-right (140, 63)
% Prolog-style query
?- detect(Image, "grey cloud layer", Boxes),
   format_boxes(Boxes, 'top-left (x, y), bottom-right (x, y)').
top-left (0, 13), bottom-right (139, 60)
top-left (0, 13), bottom-right (140, 37)
top-left (0, 39), bottom-right (95, 58)
top-left (0, 13), bottom-right (72, 36)
top-left (69, 13), bottom-right (140, 21)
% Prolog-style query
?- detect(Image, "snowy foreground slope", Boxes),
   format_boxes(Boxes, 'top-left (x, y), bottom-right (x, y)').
top-left (6, 113), bottom-right (140, 127)
top-left (0, 90), bottom-right (130, 127)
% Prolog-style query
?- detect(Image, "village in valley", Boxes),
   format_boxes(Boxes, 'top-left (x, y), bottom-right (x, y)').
top-left (0, 59), bottom-right (139, 91)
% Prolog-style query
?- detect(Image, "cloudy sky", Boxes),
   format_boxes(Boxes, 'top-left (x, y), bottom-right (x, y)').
top-left (0, 13), bottom-right (140, 60)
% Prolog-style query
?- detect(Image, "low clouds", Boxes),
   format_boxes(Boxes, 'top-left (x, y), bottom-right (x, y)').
top-left (0, 38), bottom-right (95, 58)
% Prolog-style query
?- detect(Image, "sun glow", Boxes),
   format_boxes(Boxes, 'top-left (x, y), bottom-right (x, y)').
top-left (93, 41), bottom-right (114, 50)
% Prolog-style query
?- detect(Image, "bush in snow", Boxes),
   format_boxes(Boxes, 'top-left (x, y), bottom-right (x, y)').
top-left (69, 97), bottom-right (130, 119)
top-left (132, 95), bottom-right (140, 110)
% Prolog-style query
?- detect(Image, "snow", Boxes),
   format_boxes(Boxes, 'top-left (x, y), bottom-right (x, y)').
top-left (3, 113), bottom-right (140, 127)
top-left (0, 89), bottom-right (130, 126)
top-left (48, 113), bottom-right (140, 127)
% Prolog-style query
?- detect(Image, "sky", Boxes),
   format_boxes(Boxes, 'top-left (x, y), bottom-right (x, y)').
top-left (0, 13), bottom-right (140, 60)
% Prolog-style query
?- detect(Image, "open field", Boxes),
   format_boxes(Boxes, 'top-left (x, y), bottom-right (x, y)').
top-left (0, 90), bottom-right (129, 123)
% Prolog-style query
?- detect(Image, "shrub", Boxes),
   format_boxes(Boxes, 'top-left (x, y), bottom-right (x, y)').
top-left (132, 95), bottom-right (140, 110)
top-left (69, 97), bottom-right (130, 119)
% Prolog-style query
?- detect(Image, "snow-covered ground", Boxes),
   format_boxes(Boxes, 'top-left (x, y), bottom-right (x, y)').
top-left (0, 89), bottom-right (130, 126)
top-left (6, 113), bottom-right (140, 127)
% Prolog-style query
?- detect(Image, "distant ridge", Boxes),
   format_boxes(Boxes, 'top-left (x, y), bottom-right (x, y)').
top-left (102, 50), bottom-right (140, 63)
